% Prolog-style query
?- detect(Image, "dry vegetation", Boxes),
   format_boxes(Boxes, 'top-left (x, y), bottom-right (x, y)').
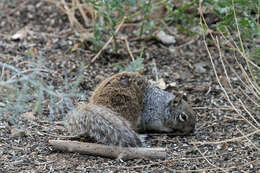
top-left (0, 0), bottom-right (259, 172)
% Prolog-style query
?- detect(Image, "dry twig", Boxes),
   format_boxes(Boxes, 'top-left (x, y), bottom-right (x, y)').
top-left (49, 140), bottom-right (166, 160)
top-left (193, 144), bottom-right (228, 172)
top-left (124, 37), bottom-right (135, 62)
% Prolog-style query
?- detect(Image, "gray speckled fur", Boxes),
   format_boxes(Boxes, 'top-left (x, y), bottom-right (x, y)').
top-left (140, 84), bottom-right (175, 132)
top-left (66, 103), bottom-right (142, 147)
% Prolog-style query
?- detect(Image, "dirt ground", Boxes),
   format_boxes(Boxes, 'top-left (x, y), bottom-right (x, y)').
top-left (0, 0), bottom-right (259, 172)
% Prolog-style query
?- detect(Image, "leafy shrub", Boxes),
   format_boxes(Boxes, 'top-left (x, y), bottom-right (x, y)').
top-left (0, 57), bottom-right (85, 124)
top-left (124, 58), bottom-right (145, 72)
top-left (202, 0), bottom-right (259, 62)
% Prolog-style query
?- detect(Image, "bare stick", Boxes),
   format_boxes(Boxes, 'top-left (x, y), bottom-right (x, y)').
top-left (236, 127), bottom-right (260, 151)
top-left (152, 58), bottom-right (159, 81)
top-left (124, 37), bottom-right (135, 61)
top-left (49, 140), bottom-right (166, 160)
top-left (61, 0), bottom-right (84, 30)
top-left (75, 0), bottom-right (90, 26)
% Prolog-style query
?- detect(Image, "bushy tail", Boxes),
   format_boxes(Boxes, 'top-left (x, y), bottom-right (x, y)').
top-left (65, 103), bottom-right (142, 147)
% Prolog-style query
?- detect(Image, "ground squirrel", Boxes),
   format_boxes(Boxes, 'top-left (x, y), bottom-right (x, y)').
top-left (66, 72), bottom-right (196, 147)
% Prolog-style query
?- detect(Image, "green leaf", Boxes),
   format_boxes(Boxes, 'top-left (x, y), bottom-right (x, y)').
top-left (124, 58), bottom-right (144, 72)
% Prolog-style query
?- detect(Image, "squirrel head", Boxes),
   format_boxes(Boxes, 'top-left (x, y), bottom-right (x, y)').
top-left (163, 99), bottom-right (196, 134)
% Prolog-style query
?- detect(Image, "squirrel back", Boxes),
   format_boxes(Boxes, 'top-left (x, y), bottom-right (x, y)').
top-left (65, 72), bottom-right (196, 147)
top-left (90, 72), bottom-right (148, 130)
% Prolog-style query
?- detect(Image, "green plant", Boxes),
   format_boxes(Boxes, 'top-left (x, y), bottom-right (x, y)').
top-left (113, 57), bottom-right (144, 72)
top-left (85, 0), bottom-right (139, 51)
top-left (200, 0), bottom-right (260, 110)
top-left (0, 56), bottom-right (86, 124)
top-left (124, 57), bottom-right (144, 72)
top-left (166, 0), bottom-right (200, 36)
top-left (114, 46), bottom-right (145, 72)
top-left (202, 0), bottom-right (259, 61)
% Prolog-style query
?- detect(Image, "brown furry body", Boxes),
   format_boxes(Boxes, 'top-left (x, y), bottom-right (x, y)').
top-left (66, 72), bottom-right (196, 147)
top-left (90, 72), bottom-right (148, 130)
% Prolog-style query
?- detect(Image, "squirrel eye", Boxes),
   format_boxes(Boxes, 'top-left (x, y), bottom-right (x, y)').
top-left (179, 112), bottom-right (188, 122)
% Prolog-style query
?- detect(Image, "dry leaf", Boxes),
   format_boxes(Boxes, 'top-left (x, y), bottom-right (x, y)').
top-left (169, 82), bottom-right (176, 87)
top-left (155, 78), bottom-right (167, 90)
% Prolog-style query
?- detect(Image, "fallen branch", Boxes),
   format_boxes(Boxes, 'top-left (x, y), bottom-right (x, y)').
top-left (49, 140), bottom-right (166, 160)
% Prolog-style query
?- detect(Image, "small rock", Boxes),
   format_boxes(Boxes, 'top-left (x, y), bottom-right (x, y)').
top-left (155, 31), bottom-right (176, 45)
top-left (27, 13), bottom-right (34, 19)
top-left (169, 82), bottom-right (176, 87)
top-left (21, 112), bottom-right (36, 120)
top-left (194, 62), bottom-right (207, 73)
top-left (183, 143), bottom-right (189, 147)
top-left (217, 144), bottom-right (222, 150)
top-left (190, 26), bottom-right (204, 35)
top-left (27, 5), bottom-right (35, 12)
top-left (254, 140), bottom-right (260, 147)
top-left (11, 28), bottom-right (28, 41)
top-left (0, 126), bottom-right (6, 129)
top-left (0, 102), bottom-right (5, 107)
top-left (0, 21), bottom-right (6, 27)
top-left (95, 75), bottom-right (105, 82)
top-left (169, 45), bottom-right (176, 55)
top-left (172, 72), bottom-right (180, 80)
top-left (10, 128), bottom-right (26, 138)
top-left (36, 2), bottom-right (43, 8)
top-left (227, 147), bottom-right (233, 151)
top-left (179, 72), bottom-right (187, 80)
top-left (50, 19), bottom-right (56, 26)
